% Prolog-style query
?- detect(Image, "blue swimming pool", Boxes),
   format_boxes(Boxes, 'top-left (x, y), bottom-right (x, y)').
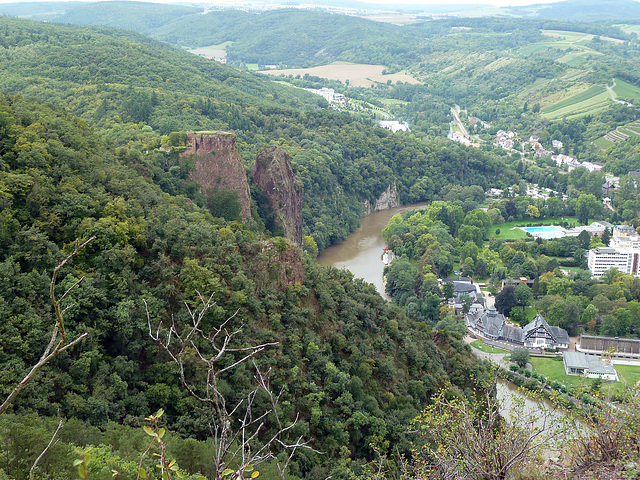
top-left (520, 226), bottom-right (565, 238)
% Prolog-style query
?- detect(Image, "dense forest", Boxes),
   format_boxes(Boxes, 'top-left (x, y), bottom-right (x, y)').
top-left (2, 3), bottom-right (640, 479)
top-left (0, 93), bottom-right (490, 479)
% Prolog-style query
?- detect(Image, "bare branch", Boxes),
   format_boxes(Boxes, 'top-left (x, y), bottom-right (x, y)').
top-left (0, 238), bottom-right (94, 416)
top-left (29, 416), bottom-right (63, 480)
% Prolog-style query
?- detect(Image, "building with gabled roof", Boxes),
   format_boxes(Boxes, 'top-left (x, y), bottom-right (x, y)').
top-left (466, 309), bottom-right (569, 350)
top-left (522, 314), bottom-right (570, 349)
top-left (563, 351), bottom-right (618, 381)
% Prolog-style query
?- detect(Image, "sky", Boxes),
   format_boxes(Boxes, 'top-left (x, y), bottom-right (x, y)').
top-left (0, 0), bottom-right (569, 5)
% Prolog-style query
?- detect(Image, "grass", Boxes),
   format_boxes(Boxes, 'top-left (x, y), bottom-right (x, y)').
top-left (542, 85), bottom-right (607, 114)
top-left (524, 306), bottom-right (537, 321)
top-left (613, 78), bottom-right (640, 99)
top-left (530, 356), bottom-right (594, 389)
top-left (486, 217), bottom-right (584, 241)
top-left (471, 340), bottom-right (507, 353)
top-left (530, 356), bottom-right (640, 395)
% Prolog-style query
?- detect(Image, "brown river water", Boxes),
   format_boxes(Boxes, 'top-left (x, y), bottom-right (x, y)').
top-left (317, 203), bottom-right (428, 296)
top-left (317, 203), bottom-right (570, 452)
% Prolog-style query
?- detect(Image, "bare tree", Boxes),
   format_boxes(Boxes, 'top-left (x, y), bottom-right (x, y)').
top-left (412, 378), bottom-right (559, 480)
top-left (0, 237), bottom-right (94, 415)
top-left (146, 291), bottom-right (319, 480)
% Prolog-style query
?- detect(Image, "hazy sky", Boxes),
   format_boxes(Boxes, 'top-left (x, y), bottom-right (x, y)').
top-left (0, 0), bottom-right (571, 5)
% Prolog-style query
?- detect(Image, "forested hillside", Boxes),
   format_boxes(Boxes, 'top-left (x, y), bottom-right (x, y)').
top-left (0, 93), bottom-right (489, 479)
top-left (0, 17), bottom-right (508, 251)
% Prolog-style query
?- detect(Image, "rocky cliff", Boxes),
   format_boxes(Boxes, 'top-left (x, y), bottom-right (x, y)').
top-left (362, 182), bottom-right (400, 216)
top-left (180, 131), bottom-right (252, 221)
top-left (251, 146), bottom-right (303, 246)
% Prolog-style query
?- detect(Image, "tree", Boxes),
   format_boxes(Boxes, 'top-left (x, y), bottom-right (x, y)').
top-left (495, 286), bottom-right (518, 317)
top-left (413, 377), bottom-right (554, 480)
top-left (526, 205), bottom-right (540, 218)
top-left (514, 282), bottom-right (533, 314)
top-left (578, 229), bottom-right (591, 249)
top-left (511, 347), bottom-right (530, 368)
top-left (0, 238), bottom-right (93, 415)
top-left (578, 200), bottom-right (589, 226)
top-left (146, 292), bottom-right (317, 479)
top-left (601, 228), bottom-right (611, 246)
top-left (442, 282), bottom-right (454, 301)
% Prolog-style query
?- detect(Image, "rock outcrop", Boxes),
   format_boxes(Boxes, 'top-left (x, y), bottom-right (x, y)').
top-left (362, 182), bottom-right (400, 216)
top-left (180, 132), bottom-right (252, 221)
top-left (251, 146), bottom-right (303, 246)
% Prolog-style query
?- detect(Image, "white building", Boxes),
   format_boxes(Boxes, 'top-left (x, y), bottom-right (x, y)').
top-left (380, 121), bottom-right (410, 133)
top-left (588, 247), bottom-right (640, 278)
top-left (563, 351), bottom-right (618, 381)
top-left (588, 225), bottom-right (640, 278)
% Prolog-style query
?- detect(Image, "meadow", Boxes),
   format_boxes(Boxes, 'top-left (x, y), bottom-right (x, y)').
top-left (259, 61), bottom-right (421, 88)
top-left (542, 85), bottom-right (610, 120)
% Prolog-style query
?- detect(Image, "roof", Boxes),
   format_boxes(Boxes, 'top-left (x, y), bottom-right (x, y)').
top-left (452, 282), bottom-right (477, 294)
top-left (549, 326), bottom-right (569, 345)
top-left (563, 352), bottom-right (616, 375)
top-left (502, 324), bottom-right (523, 343)
top-left (480, 306), bottom-right (505, 338)
top-left (523, 314), bottom-right (569, 344)
top-left (443, 276), bottom-right (472, 283)
top-left (615, 225), bottom-right (636, 233)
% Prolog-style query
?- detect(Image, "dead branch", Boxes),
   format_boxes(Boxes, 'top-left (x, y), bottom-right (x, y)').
top-left (0, 237), bottom-right (94, 416)
top-left (146, 290), bottom-right (318, 480)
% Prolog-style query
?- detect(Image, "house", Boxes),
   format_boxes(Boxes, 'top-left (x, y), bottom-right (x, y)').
top-left (466, 309), bottom-right (569, 350)
top-left (449, 291), bottom-right (485, 316)
top-left (563, 351), bottom-right (618, 381)
top-left (522, 314), bottom-right (570, 349)
top-left (552, 139), bottom-right (563, 149)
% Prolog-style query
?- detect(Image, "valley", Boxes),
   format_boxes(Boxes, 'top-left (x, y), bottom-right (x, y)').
top-left (0, 1), bottom-right (640, 479)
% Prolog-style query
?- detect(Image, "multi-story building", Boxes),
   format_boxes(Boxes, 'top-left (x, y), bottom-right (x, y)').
top-left (588, 225), bottom-right (640, 278)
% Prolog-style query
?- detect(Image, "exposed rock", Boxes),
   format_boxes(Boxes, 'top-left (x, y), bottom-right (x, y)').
top-left (251, 146), bottom-right (303, 246)
top-left (180, 131), bottom-right (252, 221)
top-left (362, 182), bottom-right (399, 216)
top-left (250, 238), bottom-right (305, 291)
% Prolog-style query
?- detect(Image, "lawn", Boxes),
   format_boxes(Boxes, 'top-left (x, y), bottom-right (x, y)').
top-left (530, 356), bottom-right (594, 389)
top-left (530, 356), bottom-right (640, 395)
top-left (615, 364), bottom-right (640, 387)
top-left (486, 217), bottom-right (584, 241)
top-left (524, 306), bottom-right (537, 321)
top-left (471, 340), bottom-right (507, 353)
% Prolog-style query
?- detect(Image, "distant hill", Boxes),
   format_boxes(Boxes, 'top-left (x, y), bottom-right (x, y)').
top-left (502, 0), bottom-right (640, 20)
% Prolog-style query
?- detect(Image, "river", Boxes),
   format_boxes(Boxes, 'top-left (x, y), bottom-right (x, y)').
top-left (317, 205), bottom-right (570, 453)
top-left (317, 203), bottom-right (428, 296)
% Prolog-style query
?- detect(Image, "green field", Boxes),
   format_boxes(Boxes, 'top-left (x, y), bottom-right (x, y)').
top-left (486, 217), bottom-right (584, 241)
top-left (530, 356), bottom-right (593, 389)
top-left (615, 364), bottom-right (640, 387)
top-left (612, 78), bottom-right (640, 99)
top-left (542, 85), bottom-right (610, 119)
top-left (598, 120), bottom-right (640, 148)
top-left (471, 339), bottom-right (507, 353)
top-left (530, 356), bottom-right (640, 395)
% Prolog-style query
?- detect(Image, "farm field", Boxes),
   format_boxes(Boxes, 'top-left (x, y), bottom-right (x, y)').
top-left (542, 85), bottom-right (610, 120)
top-left (612, 78), bottom-right (640, 99)
top-left (188, 41), bottom-right (233, 58)
top-left (259, 62), bottom-right (421, 88)
top-left (599, 119), bottom-right (640, 147)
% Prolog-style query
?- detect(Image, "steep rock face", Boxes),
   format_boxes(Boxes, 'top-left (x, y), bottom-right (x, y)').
top-left (362, 182), bottom-right (399, 216)
top-left (250, 238), bottom-right (305, 291)
top-left (251, 146), bottom-right (303, 246)
top-left (181, 132), bottom-right (252, 221)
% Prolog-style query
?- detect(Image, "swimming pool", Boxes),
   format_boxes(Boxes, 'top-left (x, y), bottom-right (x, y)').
top-left (520, 225), bottom-right (566, 239)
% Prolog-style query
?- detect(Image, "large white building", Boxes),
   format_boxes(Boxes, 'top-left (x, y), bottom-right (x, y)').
top-left (588, 225), bottom-right (640, 278)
